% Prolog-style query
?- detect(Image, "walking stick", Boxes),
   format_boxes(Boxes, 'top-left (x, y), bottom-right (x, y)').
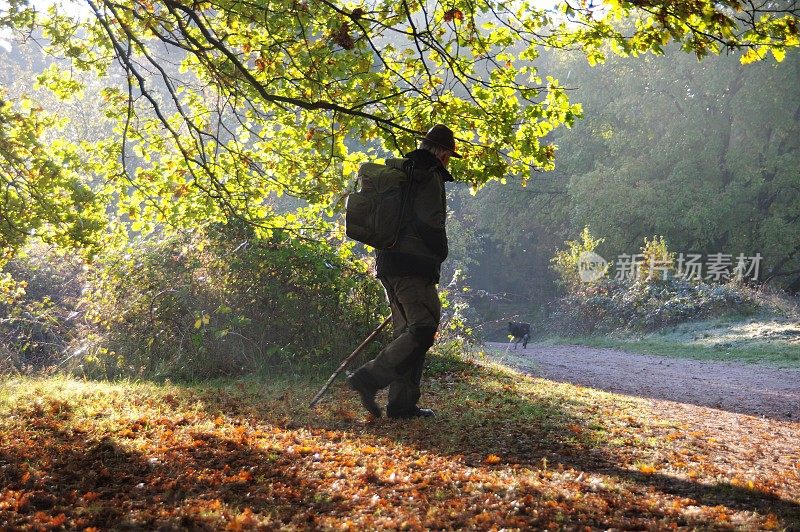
top-left (309, 316), bottom-right (391, 408)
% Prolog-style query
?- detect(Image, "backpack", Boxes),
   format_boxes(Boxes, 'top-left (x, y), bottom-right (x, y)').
top-left (345, 159), bottom-right (414, 249)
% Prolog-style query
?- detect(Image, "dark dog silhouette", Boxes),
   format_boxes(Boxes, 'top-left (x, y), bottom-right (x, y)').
top-left (508, 322), bottom-right (530, 349)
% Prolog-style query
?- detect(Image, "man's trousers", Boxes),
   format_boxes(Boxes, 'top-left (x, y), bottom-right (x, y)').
top-left (351, 275), bottom-right (441, 416)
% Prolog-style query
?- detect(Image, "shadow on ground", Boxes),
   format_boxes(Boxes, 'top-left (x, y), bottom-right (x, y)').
top-left (2, 360), bottom-right (798, 529)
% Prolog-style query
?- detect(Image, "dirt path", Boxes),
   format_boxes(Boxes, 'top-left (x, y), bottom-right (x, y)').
top-left (484, 342), bottom-right (800, 422)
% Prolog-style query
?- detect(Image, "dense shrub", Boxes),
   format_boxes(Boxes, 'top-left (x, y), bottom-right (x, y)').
top-left (434, 269), bottom-right (482, 356)
top-left (547, 230), bottom-right (764, 335)
top-left (1, 226), bottom-right (479, 380)
top-left (547, 276), bottom-right (761, 335)
top-left (0, 243), bottom-right (84, 373)
top-left (550, 226), bottom-right (608, 291)
top-left (74, 223), bottom-right (386, 379)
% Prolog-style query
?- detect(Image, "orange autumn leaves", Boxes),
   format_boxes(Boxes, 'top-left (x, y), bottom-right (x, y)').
top-left (484, 454), bottom-right (502, 465)
top-left (443, 8), bottom-right (464, 22)
top-left (1, 369), bottom-right (798, 530)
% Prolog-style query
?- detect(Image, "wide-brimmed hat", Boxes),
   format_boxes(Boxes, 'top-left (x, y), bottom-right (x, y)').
top-left (418, 124), bottom-right (462, 158)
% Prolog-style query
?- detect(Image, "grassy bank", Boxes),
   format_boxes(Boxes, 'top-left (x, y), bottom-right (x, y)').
top-left (1, 351), bottom-right (797, 529)
top-left (540, 315), bottom-right (800, 368)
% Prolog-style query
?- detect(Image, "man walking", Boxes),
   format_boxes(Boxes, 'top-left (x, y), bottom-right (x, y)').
top-left (347, 124), bottom-right (460, 419)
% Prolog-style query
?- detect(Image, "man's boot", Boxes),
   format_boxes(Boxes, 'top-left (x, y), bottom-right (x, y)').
top-left (387, 406), bottom-right (435, 419)
top-left (347, 368), bottom-right (382, 417)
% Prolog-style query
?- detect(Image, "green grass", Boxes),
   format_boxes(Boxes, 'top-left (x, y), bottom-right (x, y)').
top-left (539, 315), bottom-right (800, 368)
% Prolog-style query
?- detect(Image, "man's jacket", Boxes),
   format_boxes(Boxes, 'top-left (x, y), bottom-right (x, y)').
top-left (376, 148), bottom-right (453, 283)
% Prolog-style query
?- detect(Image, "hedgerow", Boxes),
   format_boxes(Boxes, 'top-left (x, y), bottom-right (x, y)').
top-left (547, 277), bottom-right (761, 335)
top-left (75, 223), bottom-right (386, 379)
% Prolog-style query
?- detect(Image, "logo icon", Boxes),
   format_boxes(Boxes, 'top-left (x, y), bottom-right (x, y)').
top-left (578, 251), bottom-right (607, 282)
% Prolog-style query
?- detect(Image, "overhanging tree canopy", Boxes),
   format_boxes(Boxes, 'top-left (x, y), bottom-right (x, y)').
top-left (0, 0), bottom-right (798, 253)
